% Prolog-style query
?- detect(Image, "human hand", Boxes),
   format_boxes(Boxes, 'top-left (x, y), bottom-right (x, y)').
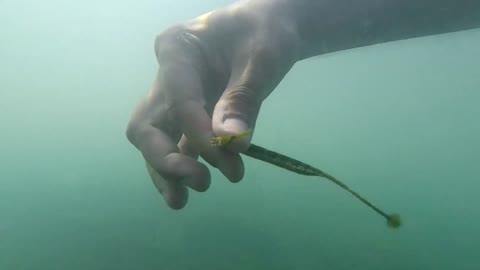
top-left (126, 2), bottom-right (300, 209)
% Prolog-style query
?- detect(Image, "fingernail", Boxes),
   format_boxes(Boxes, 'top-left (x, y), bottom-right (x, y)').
top-left (223, 118), bottom-right (248, 134)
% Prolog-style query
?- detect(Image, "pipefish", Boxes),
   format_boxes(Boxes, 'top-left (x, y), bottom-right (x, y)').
top-left (211, 131), bottom-right (402, 229)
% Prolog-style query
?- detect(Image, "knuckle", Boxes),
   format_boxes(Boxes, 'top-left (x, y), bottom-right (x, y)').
top-left (125, 120), bottom-right (139, 145)
top-left (125, 119), bottom-right (147, 147)
top-left (154, 24), bottom-right (205, 64)
top-left (154, 24), bottom-right (187, 59)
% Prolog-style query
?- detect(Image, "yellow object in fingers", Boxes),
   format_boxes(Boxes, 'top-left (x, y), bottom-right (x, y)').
top-left (211, 131), bottom-right (252, 147)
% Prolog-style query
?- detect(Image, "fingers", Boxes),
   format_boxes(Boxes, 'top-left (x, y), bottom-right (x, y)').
top-left (146, 155), bottom-right (210, 209)
top-left (163, 153), bottom-right (211, 192)
top-left (128, 121), bottom-right (211, 209)
top-left (178, 134), bottom-right (199, 159)
top-left (146, 161), bottom-right (188, 209)
top-left (157, 32), bottom-right (247, 182)
top-left (173, 99), bottom-right (245, 183)
top-left (127, 27), bottom-right (250, 210)
top-left (126, 70), bottom-right (214, 209)
top-left (212, 40), bottom-right (295, 152)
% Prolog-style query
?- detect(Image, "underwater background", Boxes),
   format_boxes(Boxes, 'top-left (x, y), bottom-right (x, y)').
top-left (1, 0), bottom-right (479, 269)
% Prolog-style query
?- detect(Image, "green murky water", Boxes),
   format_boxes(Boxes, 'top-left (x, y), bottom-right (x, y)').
top-left (1, 1), bottom-right (479, 269)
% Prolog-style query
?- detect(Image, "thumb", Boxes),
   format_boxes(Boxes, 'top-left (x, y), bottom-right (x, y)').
top-left (211, 84), bottom-right (262, 153)
top-left (212, 45), bottom-right (294, 152)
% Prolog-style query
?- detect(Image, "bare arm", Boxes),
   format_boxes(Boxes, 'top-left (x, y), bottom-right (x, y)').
top-left (257, 0), bottom-right (480, 59)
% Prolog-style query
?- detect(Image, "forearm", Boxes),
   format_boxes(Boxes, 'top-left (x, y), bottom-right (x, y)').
top-left (269, 0), bottom-right (480, 59)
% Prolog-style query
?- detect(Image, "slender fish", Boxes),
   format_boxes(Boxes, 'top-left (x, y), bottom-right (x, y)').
top-left (211, 131), bottom-right (401, 229)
